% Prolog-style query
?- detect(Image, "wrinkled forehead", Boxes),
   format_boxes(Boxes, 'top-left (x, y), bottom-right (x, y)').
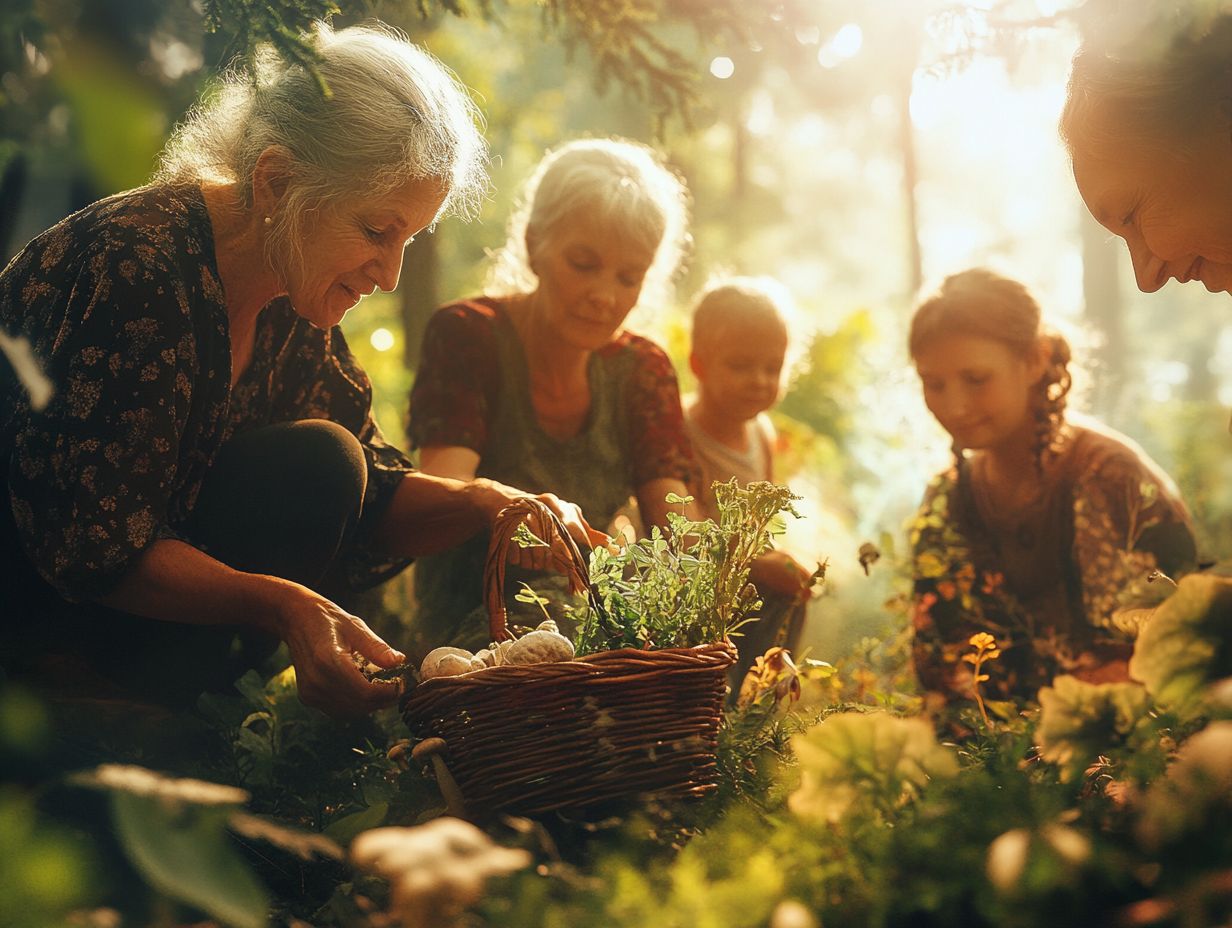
top-left (547, 205), bottom-right (662, 261)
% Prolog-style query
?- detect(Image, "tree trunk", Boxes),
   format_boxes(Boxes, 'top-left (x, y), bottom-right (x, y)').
top-left (400, 233), bottom-right (441, 374)
top-left (898, 71), bottom-right (922, 297)
top-left (1079, 205), bottom-right (1125, 417)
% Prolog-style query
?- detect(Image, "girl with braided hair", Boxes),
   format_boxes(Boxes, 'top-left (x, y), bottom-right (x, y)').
top-left (907, 269), bottom-right (1197, 706)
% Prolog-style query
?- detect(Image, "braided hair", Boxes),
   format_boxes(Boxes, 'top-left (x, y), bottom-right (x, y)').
top-left (909, 268), bottom-right (1073, 476)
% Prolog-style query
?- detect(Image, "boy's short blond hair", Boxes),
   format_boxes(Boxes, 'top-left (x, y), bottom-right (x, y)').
top-left (690, 275), bottom-right (793, 356)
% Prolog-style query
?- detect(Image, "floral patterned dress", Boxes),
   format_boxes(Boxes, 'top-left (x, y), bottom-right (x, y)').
top-left (1, 185), bottom-right (415, 625)
top-left (407, 297), bottom-right (698, 652)
top-left (910, 421), bottom-right (1197, 704)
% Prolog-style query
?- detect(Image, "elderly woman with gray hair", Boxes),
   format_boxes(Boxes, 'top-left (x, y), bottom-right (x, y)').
top-left (0, 22), bottom-right (592, 717)
top-left (407, 137), bottom-right (700, 654)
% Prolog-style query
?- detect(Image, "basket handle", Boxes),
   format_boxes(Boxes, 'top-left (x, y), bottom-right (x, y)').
top-left (482, 497), bottom-right (593, 642)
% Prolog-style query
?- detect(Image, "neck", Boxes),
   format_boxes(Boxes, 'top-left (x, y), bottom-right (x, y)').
top-left (201, 183), bottom-right (283, 340)
top-left (689, 395), bottom-right (750, 450)
top-left (512, 291), bottom-right (593, 393)
top-left (977, 419), bottom-right (1042, 486)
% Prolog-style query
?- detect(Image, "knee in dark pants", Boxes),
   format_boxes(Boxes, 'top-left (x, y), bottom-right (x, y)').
top-left (185, 419), bottom-right (368, 587)
top-left (279, 419), bottom-right (368, 526)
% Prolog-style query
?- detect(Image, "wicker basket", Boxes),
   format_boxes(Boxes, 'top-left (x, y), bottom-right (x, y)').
top-left (400, 499), bottom-right (736, 818)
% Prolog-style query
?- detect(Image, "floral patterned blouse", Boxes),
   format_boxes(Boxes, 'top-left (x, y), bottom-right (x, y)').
top-left (910, 421), bottom-right (1197, 704)
top-left (0, 184), bottom-right (414, 603)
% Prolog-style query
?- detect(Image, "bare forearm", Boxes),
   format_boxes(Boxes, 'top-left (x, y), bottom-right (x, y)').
top-left (372, 472), bottom-right (509, 558)
top-left (97, 538), bottom-right (291, 634)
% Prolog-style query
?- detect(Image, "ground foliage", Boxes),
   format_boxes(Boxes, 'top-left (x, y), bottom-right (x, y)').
top-left (5, 569), bottom-right (1232, 926)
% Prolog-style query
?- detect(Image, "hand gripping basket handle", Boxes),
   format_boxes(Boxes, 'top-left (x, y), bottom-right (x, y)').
top-left (482, 497), bottom-right (595, 642)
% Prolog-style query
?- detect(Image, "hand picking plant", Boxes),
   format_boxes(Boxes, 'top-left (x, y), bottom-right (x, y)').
top-left (575, 480), bottom-right (803, 654)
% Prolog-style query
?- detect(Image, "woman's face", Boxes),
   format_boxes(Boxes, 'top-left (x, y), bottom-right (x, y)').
top-left (529, 211), bottom-right (658, 351)
top-left (913, 333), bottom-right (1043, 453)
top-left (1071, 121), bottom-right (1232, 296)
top-left (285, 177), bottom-right (449, 329)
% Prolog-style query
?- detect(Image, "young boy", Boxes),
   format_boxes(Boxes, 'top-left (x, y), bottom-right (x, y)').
top-left (685, 277), bottom-right (816, 688)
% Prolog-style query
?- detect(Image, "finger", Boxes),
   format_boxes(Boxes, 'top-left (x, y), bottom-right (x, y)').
top-left (342, 615), bottom-right (406, 669)
top-left (539, 494), bottom-right (595, 548)
top-left (330, 652), bottom-right (401, 715)
top-left (585, 527), bottom-right (611, 551)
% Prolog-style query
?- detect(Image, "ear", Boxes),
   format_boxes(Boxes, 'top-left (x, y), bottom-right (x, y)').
top-left (524, 225), bottom-right (542, 277)
top-left (689, 350), bottom-right (705, 380)
top-left (252, 146), bottom-right (295, 217)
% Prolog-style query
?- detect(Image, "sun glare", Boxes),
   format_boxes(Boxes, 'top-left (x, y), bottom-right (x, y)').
top-left (818, 23), bottom-right (862, 68)
top-left (370, 327), bottom-right (396, 352)
top-left (710, 56), bottom-right (735, 79)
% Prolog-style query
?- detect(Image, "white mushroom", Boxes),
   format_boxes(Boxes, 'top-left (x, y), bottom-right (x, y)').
top-left (419, 647), bottom-right (484, 680)
top-left (505, 629), bottom-right (575, 665)
top-left (351, 819), bottom-right (531, 928)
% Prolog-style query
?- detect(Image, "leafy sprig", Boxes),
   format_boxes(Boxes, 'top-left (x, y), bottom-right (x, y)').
top-left (575, 480), bottom-right (801, 654)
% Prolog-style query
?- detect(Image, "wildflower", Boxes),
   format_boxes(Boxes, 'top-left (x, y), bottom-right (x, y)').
top-left (964, 633), bottom-right (1001, 728)
top-left (738, 647), bottom-right (801, 707)
top-left (986, 822), bottom-right (1092, 894)
top-left (788, 711), bottom-right (958, 824)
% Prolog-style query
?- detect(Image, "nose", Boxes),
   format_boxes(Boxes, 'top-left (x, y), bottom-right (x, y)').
top-left (756, 369), bottom-right (779, 391)
top-left (1125, 235), bottom-right (1166, 294)
top-left (370, 242), bottom-right (406, 293)
top-left (588, 278), bottom-right (619, 314)
top-left (934, 389), bottom-right (971, 424)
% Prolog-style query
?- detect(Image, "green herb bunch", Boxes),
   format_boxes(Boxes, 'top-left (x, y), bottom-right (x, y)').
top-left (575, 480), bottom-right (802, 655)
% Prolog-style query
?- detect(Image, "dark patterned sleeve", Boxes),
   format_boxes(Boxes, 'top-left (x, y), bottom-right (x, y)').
top-left (623, 337), bottom-right (700, 491)
top-left (7, 249), bottom-right (195, 601)
top-left (407, 303), bottom-right (498, 453)
top-left (1072, 451), bottom-right (1198, 634)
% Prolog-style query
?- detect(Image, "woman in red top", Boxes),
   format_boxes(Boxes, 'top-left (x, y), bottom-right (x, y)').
top-left (408, 138), bottom-right (700, 652)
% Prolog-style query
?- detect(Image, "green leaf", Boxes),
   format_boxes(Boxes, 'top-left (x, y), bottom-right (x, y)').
top-left (111, 792), bottom-right (269, 928)
top-left (322, 800), bottom-right (390, 846)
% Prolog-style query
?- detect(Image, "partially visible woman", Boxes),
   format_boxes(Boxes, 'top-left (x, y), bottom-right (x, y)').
top-left (908, 269), bottom-right (1197, 706)
top-left (0, 22), bottom-right (591, 717)
top-left (1062, 13), bottom-right (1232, 296)
top-left (408, 137), bottom-right (699, 653)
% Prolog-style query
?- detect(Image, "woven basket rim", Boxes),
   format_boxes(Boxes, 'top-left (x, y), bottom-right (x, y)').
top-left (403, 638), bottom-right (736, 702)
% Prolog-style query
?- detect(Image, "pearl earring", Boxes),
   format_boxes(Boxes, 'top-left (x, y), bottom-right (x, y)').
top-left (263, 216), bottom-right (272, 226)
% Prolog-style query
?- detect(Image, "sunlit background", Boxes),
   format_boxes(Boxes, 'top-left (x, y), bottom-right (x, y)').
top-left (5, 0), bottom-right (1232, 656)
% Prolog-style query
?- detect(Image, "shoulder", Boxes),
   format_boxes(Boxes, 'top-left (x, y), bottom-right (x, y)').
top-left (73, 185), bottom-right (210, 263)
top-left (599, 330), bottom-right (676, 377)
top-left (1066, 417), bottom-right (1177, 492)
top-left (754, 412), bottom-right (777, 446)
top-left (8, 185), bottom-right (203, 279)
top-left (912, 465), bottom-right (964, 534)
top-left (429, 296), bottom-right (503, 331)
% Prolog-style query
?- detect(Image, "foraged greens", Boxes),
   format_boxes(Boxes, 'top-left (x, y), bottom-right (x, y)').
top-left (576, 480), bottom-right (804, 654)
